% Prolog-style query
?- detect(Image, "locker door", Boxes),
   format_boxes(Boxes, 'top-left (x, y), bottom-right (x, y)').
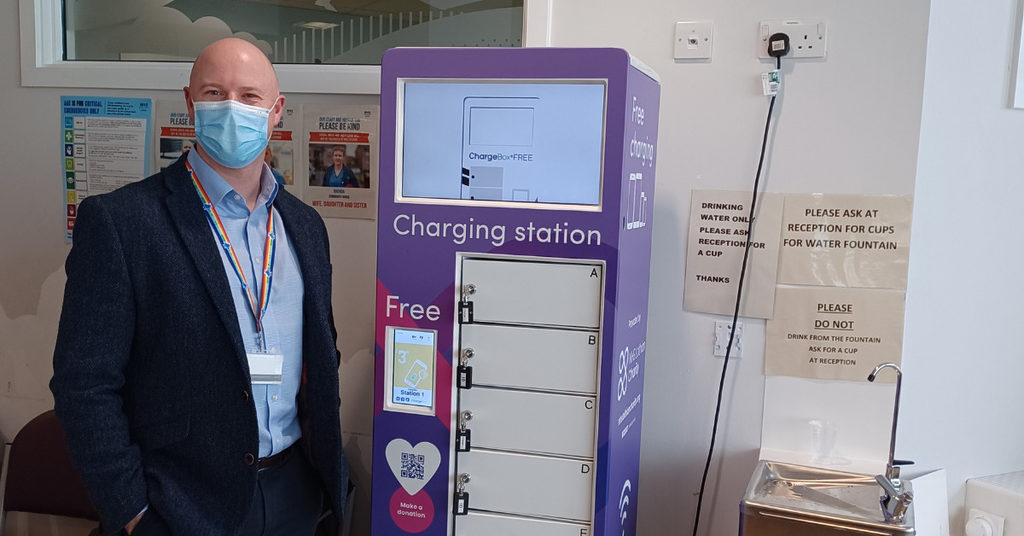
top-left (461, 259), bottom-right (603, 329)
top-left (460, 388), bottom-right (596, 458)
top-left (460, 324), bottom-right (599, 394)
top-left (455, 511), bottom-right (590, 536)
top-left (458, 450), bottom-right (594, 521)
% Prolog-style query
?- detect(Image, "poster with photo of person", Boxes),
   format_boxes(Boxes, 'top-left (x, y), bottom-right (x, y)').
top-left (303, 105), bottom-right (378, 220)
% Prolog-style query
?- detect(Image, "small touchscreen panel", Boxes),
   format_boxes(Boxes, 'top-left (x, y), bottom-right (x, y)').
top-left (389, 327), bottom-right (436, 410)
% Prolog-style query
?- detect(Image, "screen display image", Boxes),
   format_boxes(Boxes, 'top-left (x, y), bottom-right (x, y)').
top-left (400, 80), bottom-right (607, 206)
top-left (390, 328), bottom-right (436, 408)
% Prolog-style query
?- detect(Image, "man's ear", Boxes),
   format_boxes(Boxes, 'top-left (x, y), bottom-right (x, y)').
top-left (183, 86), bottom-right (195, 123)
top-left (270, 94), bottom-right (286, 127)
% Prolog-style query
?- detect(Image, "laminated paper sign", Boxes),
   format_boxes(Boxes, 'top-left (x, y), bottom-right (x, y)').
top-left (154, 101), bottom-right (194, 173)
top-left (683, 190), bottom-right (784, 319)
top-left (303, 105), bottom-right (378, 220)
top-left (778, 194), bottom-right (912, 289)
top-left (62, 96), bottom-right (152, 240)
top-left (765, 286), bottom-right (905, 381)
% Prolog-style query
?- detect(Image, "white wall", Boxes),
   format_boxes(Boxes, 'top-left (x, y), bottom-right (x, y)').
top-left (546, 1), bottom-right (929, 534)
top-left (902, 0), bottom-right (1024, 533)
top-left (7, 1), bottom-right (1022, 536)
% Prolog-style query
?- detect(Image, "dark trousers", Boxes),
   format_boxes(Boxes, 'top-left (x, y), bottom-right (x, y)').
top-left (238, 446), bottom-right (324, 536)
top-left (129, 446), bottom-right (323, 536)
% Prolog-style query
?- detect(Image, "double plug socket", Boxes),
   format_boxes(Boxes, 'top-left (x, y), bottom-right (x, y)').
top-left (758, 19), bottom-right (828, 59)
top-left (674, 19), bottom-right (829, 61)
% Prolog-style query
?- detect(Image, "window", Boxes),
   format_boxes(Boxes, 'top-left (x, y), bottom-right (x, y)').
top-left (1016, 11), bottom-right (1024, 108)
top-left (20, 0), bottom-right (551, 93)
top-left (63, 0), bottom-right (523, 64)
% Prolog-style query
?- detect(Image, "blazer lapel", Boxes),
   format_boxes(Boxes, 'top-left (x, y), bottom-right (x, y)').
top-left (162, 160), bottom-right (248, 369)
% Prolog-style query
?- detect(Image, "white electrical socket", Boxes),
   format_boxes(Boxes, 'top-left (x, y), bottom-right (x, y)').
top-left (966, 508), bottom-right (1004, 536)
top-left (674, 21), bottom-right (713, 60)
top-left (714, 320), bottom-right (743, 358)
top-left (759, 19), bottom-right (828, 59)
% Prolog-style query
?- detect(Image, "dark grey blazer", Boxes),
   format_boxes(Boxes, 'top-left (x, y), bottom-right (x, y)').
top-left (50, 157), bottom-right (348, 535)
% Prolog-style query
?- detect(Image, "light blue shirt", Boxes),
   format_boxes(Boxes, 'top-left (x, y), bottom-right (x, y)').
top-left (188, 149), bottom-right (303, 457)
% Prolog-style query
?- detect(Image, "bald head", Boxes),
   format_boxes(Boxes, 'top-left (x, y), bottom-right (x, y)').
top-left (190, 38), bottom-right (279, 95)
top-left (185, 38), bottom-right (283, 122)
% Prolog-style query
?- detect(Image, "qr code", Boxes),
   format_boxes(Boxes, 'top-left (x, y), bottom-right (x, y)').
top-left (401, 452), bottom-right (425, 480)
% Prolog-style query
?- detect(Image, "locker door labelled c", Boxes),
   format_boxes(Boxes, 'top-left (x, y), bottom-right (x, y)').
top-left (459, 387), bottom-right (597, 458)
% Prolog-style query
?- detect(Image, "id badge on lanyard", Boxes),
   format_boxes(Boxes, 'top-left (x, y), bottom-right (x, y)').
top-left (188, 160), bottom-right (283, 386)
top-left (247, 352), bottom-right (284, 384)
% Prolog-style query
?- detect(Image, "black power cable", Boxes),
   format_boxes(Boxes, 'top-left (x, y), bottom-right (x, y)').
top-left (690, 52), bottom-right (783, 536)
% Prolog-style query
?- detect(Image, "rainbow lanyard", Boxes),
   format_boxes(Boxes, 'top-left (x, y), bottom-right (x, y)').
top-left (186, 159), bottom-right (277, 352)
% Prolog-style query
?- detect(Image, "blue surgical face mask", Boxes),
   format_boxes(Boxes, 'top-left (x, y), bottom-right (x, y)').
top-left (193, 99), bottom-right (272, 169)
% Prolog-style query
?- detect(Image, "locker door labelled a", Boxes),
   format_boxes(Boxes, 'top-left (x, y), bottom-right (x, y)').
top-left (460, 259), bottom-right (603, 329)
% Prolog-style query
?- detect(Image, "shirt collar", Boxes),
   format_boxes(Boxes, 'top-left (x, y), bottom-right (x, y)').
top-left (187, 148), bottom-right (279, 210)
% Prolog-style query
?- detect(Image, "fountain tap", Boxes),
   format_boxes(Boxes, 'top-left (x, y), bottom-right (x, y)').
top-left (867, 363), bottom-right (902, 482)
top-left (867, 362), bottom-right (912, 523)
top-left (874, 473), bottom-right (913, 523)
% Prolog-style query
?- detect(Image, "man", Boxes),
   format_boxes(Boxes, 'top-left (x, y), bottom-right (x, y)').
top-left (50, 38), bottom-right (348, 535)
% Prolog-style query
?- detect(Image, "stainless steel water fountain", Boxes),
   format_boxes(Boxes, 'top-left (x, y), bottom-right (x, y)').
top-left (739, 363), bottom-right (915, 535)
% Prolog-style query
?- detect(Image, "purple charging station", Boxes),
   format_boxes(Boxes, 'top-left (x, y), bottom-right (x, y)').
top-left (371, 47), bottom-right (660, 536)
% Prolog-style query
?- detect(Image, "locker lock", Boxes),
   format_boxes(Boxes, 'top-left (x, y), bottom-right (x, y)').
top-left (456, 411), bottom-right (473, 451)
top-left (453, 473), bottom-right (471, 515)
top-left (457, 349), bottom-right (474, 389)
top-left (457, 291), bottom-right (475, 324)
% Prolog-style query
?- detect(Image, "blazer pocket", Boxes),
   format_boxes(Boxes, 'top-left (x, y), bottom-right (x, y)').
top-left (135, 415), bottom-right (190, 451)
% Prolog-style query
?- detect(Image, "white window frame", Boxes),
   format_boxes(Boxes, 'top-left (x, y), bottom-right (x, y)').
top-left (19, 0), bottom-right (551, 94)
top-left (1015, 6), bottom-right (1024, 109)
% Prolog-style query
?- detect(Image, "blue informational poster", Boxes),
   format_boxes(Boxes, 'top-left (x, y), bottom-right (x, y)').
top-left (61, 96), bottom-right (152, 240)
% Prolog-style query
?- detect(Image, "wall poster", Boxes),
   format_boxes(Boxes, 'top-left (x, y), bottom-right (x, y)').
top-left (683, 189), bottom-right (784, 318)
top-left (62, 96), bottom-right (152, 240)
top-left (303, 105), bottom-right (379, 219)
top-left (778, 194), bottom-right (912, 289)
top-left (765, 286), bottom-right (906, 381)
